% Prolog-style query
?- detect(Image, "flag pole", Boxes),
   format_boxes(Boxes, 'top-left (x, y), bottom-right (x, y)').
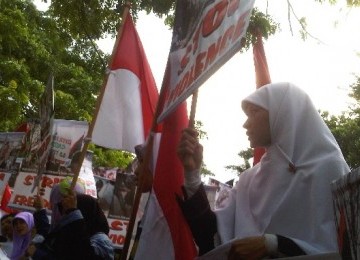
top-left (70, 3), bottom-right (131, 190)
top-left (120, 62), bottom-right (172, 260)
top-left (121, 62), bottom-right (200, 259)
top-left (188, 89), bottom-right (198, 128)
top-left (252, 28), bottom-right (271, 165)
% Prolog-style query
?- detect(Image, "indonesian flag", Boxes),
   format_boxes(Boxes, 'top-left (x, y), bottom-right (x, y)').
top-left (92, 14), bottom-right (159, 153)
top-left (0, 184), bottom-right (14, 213)
top-left (252, 31), bottom-right (271, 165)
top-left (134, 102), bottom-right (197, 260)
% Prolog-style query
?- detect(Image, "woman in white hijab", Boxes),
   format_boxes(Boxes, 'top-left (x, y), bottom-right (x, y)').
top-left (177, 82), bottom-right (350, 259)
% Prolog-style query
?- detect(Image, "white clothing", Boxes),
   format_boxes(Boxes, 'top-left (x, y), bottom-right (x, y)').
top-left (216, 82), bottom-right (350, 254)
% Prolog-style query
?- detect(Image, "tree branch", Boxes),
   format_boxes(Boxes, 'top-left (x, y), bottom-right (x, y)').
top-left (286, 0), bottom-right (325, 44)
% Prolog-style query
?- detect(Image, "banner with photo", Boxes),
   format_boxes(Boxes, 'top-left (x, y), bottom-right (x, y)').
top-left (0, 132), bottom-right (26, 173)
top-left (46, 119), bottom-right (88, 175)
top-left (157, 0), bottom-right (255, 122)
top-left (94, 159), bottom-right (147, 249)
top-left (208, 177), bottom-right (232, 210)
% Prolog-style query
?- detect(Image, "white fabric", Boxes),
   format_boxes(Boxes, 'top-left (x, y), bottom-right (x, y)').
top-left (92, 69), bottom-right (144, 153)
top-left (216, 82), bottom-right (350, 255)
top-left (134, 191), bottom-right (175, 260)
top-left (133, 133), bottom-right (175, 260)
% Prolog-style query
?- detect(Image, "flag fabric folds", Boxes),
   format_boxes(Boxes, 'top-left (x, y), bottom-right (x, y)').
top-left (134, 102), bottom-right (197, 260)
top-left (92, 14), bottom-right (159, 153)
top-left (252, 31), bottom-right (271, 165)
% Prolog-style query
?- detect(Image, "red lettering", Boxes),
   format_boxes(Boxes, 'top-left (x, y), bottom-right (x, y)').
top-left (192, 26), bottom-right (202, 55)
top-left (117, 235), bottom-right (125, 245)
top-left (194, 52), bottom-right (206, 79)
top-left (219, 24), bottom-right (235, 54)
top-left (227, 0), bottom-right (240, 17)
top-left (109, 234), bottom-right (125, 245)
top-left (202, 0), bottom-right (228, 37)
top-left (205, 37), bottom-right (222, 69)
top-left (23, 175), bottom-right (34, 186)
top-left (13, 195), bottom-right (27, 205)
top-left (179, 44), bottom-right (193, 75)
top-left (231, 10), bottom-right (250, 43)
top-left (41, 176), bottom-right (53, 188)
top-left (110, 220), bottom-right (124, 231)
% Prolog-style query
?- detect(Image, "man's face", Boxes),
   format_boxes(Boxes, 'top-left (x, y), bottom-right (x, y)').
top-left (243, 103), bottom-right (271, 148)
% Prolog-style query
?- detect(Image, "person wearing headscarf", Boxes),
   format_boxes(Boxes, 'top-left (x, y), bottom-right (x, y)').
top-left (0, 213), bottom-right (16, 257)
top-left (10, 212), bottom-right (34, 260)
top-left (76, 194), bottom-right (113, 259)
top-left (28, 178), bottom-right (112, 259)
top-left (177, 82), bottom-right (350, 258)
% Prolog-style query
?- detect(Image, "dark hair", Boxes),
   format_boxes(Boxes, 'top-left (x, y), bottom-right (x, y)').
top-left (1, 213), bottom-right (16, 223)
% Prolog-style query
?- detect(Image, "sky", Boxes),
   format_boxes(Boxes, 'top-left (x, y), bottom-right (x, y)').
top-left (36, 1), bottom-right (360, 183)
top-left (131, 1), bottom-right (360, 183)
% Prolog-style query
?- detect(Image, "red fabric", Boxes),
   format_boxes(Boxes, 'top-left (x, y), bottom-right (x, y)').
top-left (15, 122), bottom-right (30, 133)
top-left (0, 184), bottom-right (15, 213)
top-left (153, 101), bottom-right (197, 259)
top-left (111, 14), bottom-right (160, 137)
top-left (252, 32), bottom-right (271, 165)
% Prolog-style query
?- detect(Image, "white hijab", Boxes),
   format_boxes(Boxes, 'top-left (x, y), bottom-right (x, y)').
top-left (216, 82), bottom-right (350, 254)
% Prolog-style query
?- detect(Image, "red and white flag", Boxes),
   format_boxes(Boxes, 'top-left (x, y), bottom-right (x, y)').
top-left (92, 14), bottom-right (159, 153)
top-left (134, 102), bottom-right (197, 260)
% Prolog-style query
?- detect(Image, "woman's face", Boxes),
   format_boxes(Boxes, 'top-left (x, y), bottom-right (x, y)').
top-left (13, 218), bottom-right (29, 236)
top-left (1, 216), bottom-right (14, 238)
top-left (243, 102), bottom-right (271, 148)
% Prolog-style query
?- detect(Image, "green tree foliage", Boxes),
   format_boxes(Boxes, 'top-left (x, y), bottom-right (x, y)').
top-left (322, 76), bottom-right (360, 170)
top-left (0, 0), bottom-right (129, 167)
top-left (225, 148), bottom-right (252, 176)
top-left (1, 0), bottom-right (358, 170)
top-left (90, 144), bottom-right (134, 167)
top-left (195, 120), bottom-right (214, 177)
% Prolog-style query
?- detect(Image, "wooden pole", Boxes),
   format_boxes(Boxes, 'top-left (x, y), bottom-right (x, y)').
top-left (120, 62), bottom-right (173, 259)
top-left (188, 89), bottom-right (198, 128)
top-left (121, 86), bottom-right (199, 259)
top-left (70, 3), bottom-right (131, 190)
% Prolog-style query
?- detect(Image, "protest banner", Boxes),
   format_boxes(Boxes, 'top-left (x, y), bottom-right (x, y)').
top-left (20, 121), bottom-right (42, 173)
top-left (157, 0), bottom-right (255, 122)
top-left (8, 171), bottom-right (96, 212)
top-left (0, 132), bottom-right (25, 172)
top-left (108, 171), bottom-right (136, 220)
top-left (46, 119), bottom-right (88, 175)
top-left (8, 171), bottom-right (62, 211)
